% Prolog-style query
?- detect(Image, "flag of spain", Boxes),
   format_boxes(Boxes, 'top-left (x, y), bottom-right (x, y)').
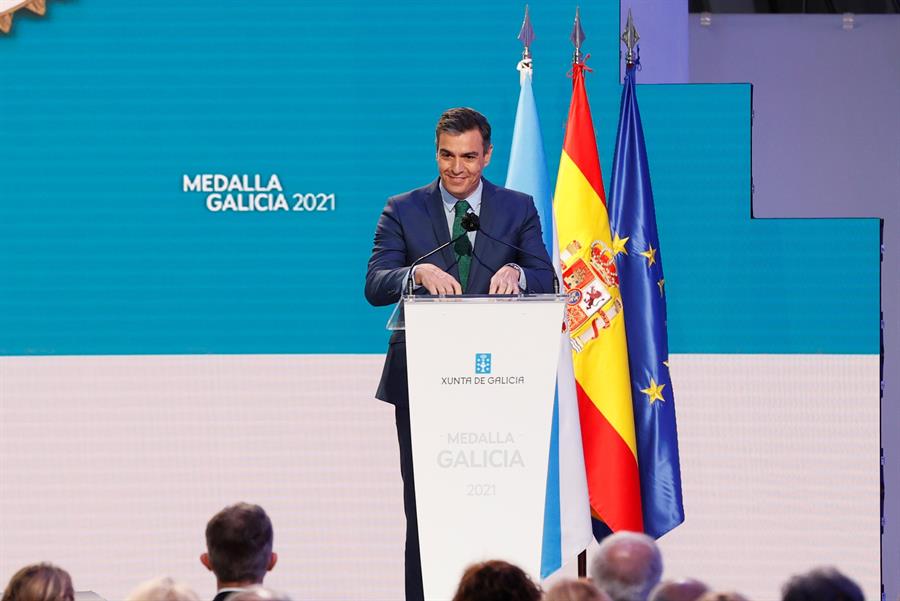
top-left (553, 61), bottom-right (643, 534)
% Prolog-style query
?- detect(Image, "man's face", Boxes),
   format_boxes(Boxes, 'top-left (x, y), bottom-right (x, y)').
top-left (436, 129), bottom-right (493, 200)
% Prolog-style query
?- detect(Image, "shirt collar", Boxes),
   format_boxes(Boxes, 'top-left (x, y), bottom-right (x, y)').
top-left (438, 179), bottom-right (483, 215)
top-left (215, 587), bottom-right (246, 598)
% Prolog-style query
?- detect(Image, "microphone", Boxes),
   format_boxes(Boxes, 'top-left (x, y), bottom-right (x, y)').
top-left (463, 213), bottom-right (560, 294)
top-left (460, 211), bottom-right (479, 233)
top-left (404, 213), bottom-right (480, 295)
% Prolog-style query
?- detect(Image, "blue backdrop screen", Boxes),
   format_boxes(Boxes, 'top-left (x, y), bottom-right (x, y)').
top-left (0, 1), bottom-right (879, 355)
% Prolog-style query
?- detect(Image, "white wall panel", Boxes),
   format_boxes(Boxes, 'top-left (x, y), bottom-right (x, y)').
top-left (0, 354), bottom-right (879, 600)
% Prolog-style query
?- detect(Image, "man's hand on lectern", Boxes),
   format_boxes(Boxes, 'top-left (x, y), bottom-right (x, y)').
top-left (489, 265), bottom-right (520, 295)
top-left (415, 263), bottom-right (463, 295)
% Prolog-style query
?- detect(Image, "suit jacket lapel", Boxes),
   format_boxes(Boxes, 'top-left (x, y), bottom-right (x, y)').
top-left (468, 178), bottom-right (496, 293)
top-left (423, 179), bottom-right (458, 279)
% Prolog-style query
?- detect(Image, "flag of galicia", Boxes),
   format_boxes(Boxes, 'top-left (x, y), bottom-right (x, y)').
top-left (506, 55), bottom-right (592, 577)
top-left (608, 60), bottom-right (685, 538)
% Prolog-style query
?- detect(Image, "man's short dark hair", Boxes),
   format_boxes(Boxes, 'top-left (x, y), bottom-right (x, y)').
top-left (781, 567), bottom-right (864, 601)
top-left (435, 107), bottom-right (491, 151)
top-left (205, 503), bottom-right (273, 584)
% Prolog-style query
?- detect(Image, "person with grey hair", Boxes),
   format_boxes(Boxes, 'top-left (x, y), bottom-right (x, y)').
top-left (544, 579), bottom-right (612, 601)
top-left (224, 586), bottom-right (291, 601)
top-left (649, 579), bottom-right (709, 601)
top-left (589, 531), bottom-right (663, 601)
top-left (781, 566), bottom-right (863, 601)
top-left (125, 577), bottom-right (200, 601)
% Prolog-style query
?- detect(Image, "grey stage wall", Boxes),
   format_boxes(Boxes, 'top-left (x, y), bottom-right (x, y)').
top-left (688, 12), bottom-right (900, 598)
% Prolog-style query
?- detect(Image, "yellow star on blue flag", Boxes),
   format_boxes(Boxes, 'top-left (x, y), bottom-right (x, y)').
top-left (640, 378), bottom-right (666, 404)
top-left (612, 232), bottom-right (630, 256)
top-left (639, 244), bottom-right (657, 267)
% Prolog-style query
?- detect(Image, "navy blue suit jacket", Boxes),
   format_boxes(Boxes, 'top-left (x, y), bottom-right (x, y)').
top-left (365, 178), bottom-right (554, 406)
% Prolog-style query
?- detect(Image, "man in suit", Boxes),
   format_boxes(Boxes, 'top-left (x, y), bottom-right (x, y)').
top-left (365, 107), bottom-right (554, 601)
top-left (225, 587), bottom-right (292, 601)
top-left (200, 503), bottom-right (277, 601)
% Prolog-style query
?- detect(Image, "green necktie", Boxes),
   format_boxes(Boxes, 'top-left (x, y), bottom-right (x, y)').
top-left (452, 200), bottom-right (472, 292)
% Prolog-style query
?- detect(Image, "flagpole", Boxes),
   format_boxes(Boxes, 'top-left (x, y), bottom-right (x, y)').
top-left (508, 4), bottom-right (593, 581)
top-left (571, 6), bottom-right (587, 579)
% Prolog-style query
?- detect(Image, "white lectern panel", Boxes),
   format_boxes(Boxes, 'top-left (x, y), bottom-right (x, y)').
top-left (405, 296), bottom-right (564, 601)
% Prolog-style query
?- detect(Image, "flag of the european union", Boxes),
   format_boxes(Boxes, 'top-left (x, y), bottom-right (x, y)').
top-left (608, 61), bottom-right (685, 538)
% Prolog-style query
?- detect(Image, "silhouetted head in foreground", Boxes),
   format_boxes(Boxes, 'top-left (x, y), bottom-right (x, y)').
top-left (589, 531), bottom-right (663, 601)
top-left (126, 577), bottom-right (200, 601)
top-left (451, 560), bottom-right (541, 601)
top-left (545, 578), bottom-right (612, 601)
top-left (1, 563), bottom-right (74, 601)
top-left (650, 579), bottom-right (709, 601)
top-left (781, 567), bottom-right (863, 601)
top-left (201, 502), bottom-right (278, 589)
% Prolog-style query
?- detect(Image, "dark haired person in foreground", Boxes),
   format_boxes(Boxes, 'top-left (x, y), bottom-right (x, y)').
top-left (200, 503), bottom-right (277, 601)
top-left (366, 107), bottom-right (553, 601)
top-left (1, 564), bottom-right (73, 601)
top-left (781, 567), bottom-right (863, 601)
top-left (451, 560), bottom-right (541, 601)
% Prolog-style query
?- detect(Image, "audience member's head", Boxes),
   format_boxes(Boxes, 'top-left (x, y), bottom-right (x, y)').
top-left (696, 592), bottom-right (749, 601)
top-left (589, 531), bottom-right (663, 601)
top-left (781, 567), bottom-right (863, 601)
top-left (225, 586), bottom-right (292, 601)
top-left (451, 560), bottom-right (541, 601)
top-left (201, 503), bottom-right (277, 588)
top-left (125, 577), bottom-right (200, 601)
top-left (544, 578), bottom-right (612, 601)
top-left (650, 579), bottom-right (710, 601)
top-left (1, 563), bottom-right (74, 601)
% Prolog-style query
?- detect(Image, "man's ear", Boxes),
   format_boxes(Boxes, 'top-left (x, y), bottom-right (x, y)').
top-left (483, 144), bottom-right (493, 167)
top-left (267, 552), bottom-right (278, 572)
top-left (200, 553), bottom-right (213, 572)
